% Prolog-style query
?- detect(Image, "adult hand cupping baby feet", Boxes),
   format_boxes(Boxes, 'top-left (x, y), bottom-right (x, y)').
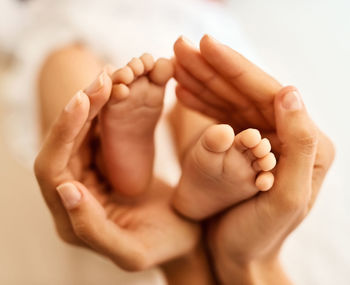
top-left (172, 35), bottom-right (335, 283)
top-left (34, 64), bottom-right (199, 271)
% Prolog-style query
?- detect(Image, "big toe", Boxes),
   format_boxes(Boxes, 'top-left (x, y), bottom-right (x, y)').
top-left (150, 58), bottom-right (174, 85)
top-left (202, 124), bottom-right (235, 153)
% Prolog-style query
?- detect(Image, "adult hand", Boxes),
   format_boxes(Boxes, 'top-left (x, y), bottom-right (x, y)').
top-left (174, 35), bottom-right (334, 284)
top-left (34, 71), bottom-right (199, 271)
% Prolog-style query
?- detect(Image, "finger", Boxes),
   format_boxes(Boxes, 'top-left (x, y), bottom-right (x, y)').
top-left (309, 131), bottom-right (335, 209)
top-left (84, 70), bottom-right (112, 120)
top-left (174, 36), bottom-right (251, 109)
top-left (176, 85), bottom-right (227, 122)
top-left (34, 90), bottom-right (90, 181)
top-left (199, 34), bottom-right (281, 125)
top-left (72, 71), bottom-right (112, 153)
top-left (56, 182), bottom-right (150, 271)
top-left (269, 86), bottom-right (318, 214)
top-left (200, 34), bottom-right (281, 102)
top-left (174, 61), bottom-right (234, 110)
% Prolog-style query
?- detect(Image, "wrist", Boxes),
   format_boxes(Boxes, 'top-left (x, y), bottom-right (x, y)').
top-left (161, 242), bottom-right (217, 285)
top-left (215, 254), bottom-right (292, 285)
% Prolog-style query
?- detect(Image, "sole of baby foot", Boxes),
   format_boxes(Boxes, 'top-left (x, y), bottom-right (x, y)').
top-left (100, 54), bottom-right (174, 196)
top-left (173, 125), bottom-right (276, 220)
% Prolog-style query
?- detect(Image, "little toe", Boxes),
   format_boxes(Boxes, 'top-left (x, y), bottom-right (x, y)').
top-left (112, 66), bottom-right (134, 84)
top-left (255, 172), bottom-right (274, 191)
top-left (252, 138), bottom-right (271, 158)
top-left (202, 124), bottom-right (235, 153)
top-left (149, 58), bottom-right (174, 86)
top-left (128, 57), bottom-right (144, 77)
top-left (253, 152), bottom-right (276, 172)
top-left (140, 53), bottom-right (155, 73)
top-left (110, 83), bottom-right (130, 104)
top-left (235, 128), bottom-right (261, 151)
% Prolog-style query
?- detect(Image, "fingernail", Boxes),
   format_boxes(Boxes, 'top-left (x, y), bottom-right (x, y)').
top-left (206, 34), bottom-right (219, 44)
top-left (85, 72), bottom-right (104, 94)
top-left (281, 90), bottom-right (302, 110)
top-left (65, 90), bottom-right (84, 112)
top-left (180, 35), bottom-right (195, 47)
top-left (56, 182), bottom-right (82, 210)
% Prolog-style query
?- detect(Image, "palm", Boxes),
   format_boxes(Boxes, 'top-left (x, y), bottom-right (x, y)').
top-left (70, 122), bottom-right (199, 266)
top-left (36, 81), bottom-right (199, 270)
top-left (207, 190), bottom-right (280, 260)
top-left (173, 35), bottom-right (288, 259)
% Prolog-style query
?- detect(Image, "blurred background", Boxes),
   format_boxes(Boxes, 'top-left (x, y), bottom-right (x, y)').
top-left (0, 0), bottom-right (349, 284)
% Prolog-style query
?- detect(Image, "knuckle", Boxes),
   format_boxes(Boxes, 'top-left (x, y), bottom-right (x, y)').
top-left (126, 250), bottom-right (151, 271)
top-left (73, 220), bottom-right (92, 241)
top-left (203, 71), bottom-right (217, 84)
top-left (72, 218), bottom-right (106, 245)
top-left (56, 228), bottom-right (80, 246)
top-left (294, 127), bottom-right (318, 155)
top-left (33, 155), bottom-right (46, 179)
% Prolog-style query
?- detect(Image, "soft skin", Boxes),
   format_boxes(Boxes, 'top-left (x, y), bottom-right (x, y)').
top-left (100, 54), bottom-right (175, 197)
top-left (34, 71), bottom-right (200, 272)
top-left (173, 125), bottom-right (276, 221)
top-left (34, 37), bottom-right (334, 284)
top-left (171, 35), bottom-right (335, 284)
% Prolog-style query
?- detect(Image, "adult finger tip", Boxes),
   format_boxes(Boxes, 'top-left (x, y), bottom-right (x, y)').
top-left (275, 86), bottom-right (303, 110)
top-left (56, 182), bottom-right (82, 210)
top-left (200, 34), bottom-right (221, 53)
top-left (174, 36), bottom-right (196, 54)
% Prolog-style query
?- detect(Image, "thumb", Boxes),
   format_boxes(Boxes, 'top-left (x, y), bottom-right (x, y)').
top-left (272, 86), bottom-right (318, 209)
top-left (56, 182), bottom-right (148, 271)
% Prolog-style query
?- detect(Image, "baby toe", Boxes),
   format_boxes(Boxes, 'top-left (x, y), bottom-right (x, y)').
top-left (140, 53), bottom-right (155, 73)
top-left (253, 152), bottom-right (276, 172)
top-left (110, 84), bottom-right (130, 104)
top-left (112, 66), bottom-right (134, 84)
top-left (202, 124), bottom-right (235, 153)
top-left (150, 58), bottom-right (174, 86)
top-left (255, 171), bottom-right (274, 191)
top-left (128, 57), bottom-right (144, 77)
top-left (252, 138), bottom-right (271, 158)
top-left (235, 128), bottom-right (261, 151)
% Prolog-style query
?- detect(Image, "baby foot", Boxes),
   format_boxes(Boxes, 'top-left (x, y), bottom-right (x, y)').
top-left (100, 54), bottom-right (174, 196)
top-left (173, 124), bottom-right (276, 220)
